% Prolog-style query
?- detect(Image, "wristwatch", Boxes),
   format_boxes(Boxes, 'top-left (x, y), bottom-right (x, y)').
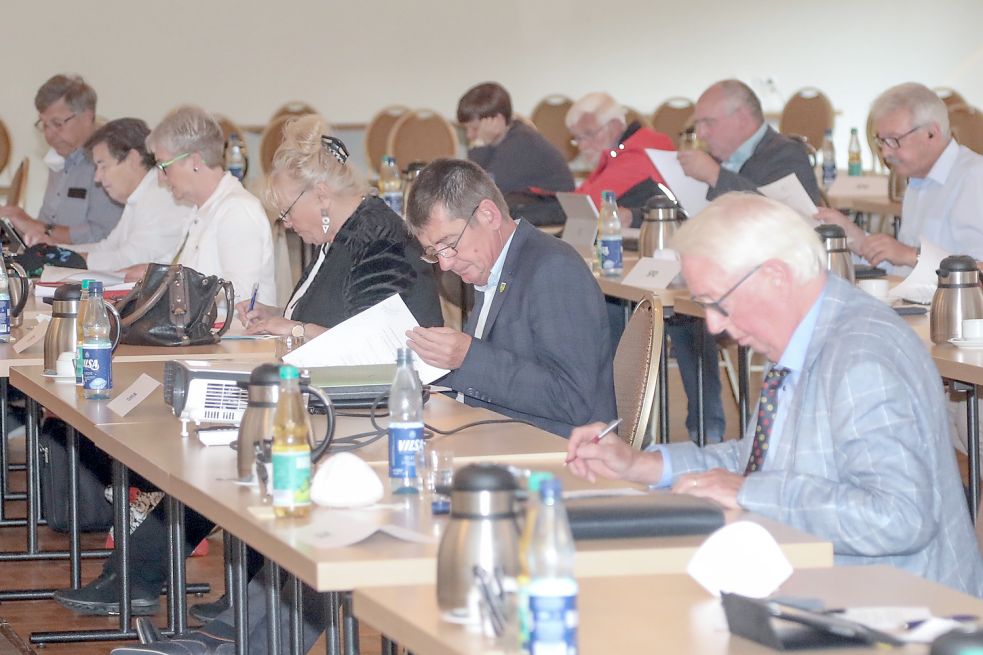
top-left (291, 322), bottom-right (305, 339)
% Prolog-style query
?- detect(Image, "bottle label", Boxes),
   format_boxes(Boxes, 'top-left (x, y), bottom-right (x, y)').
top-left (75, 344), bottom-right (84, 385)
top-left (0, 297), bottom-right (9, 337)
top-left (822, 162), bottom-right (837, 187)
top-left (848, 162), bottom-right (862, 176)
top-left (383, 191), bottom-right (403, 216)
top-left (82, 343), bottom-right (112, 391)
top-left (599, 236), bottom-right (623, 273)
top-left (388, 423), bottom-right (423, 479)
top-left (228, 164), bottom-right (244, 181)
top-left (528, 587), bottom-right (578, 655)
top-left (272, 449), bottom-right (311, 508)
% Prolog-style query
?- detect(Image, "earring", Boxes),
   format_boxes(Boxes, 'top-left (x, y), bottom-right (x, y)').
top-left (321, 209), bottom-right (331, 234)
top-left (193, 166), bottom-right (198, 172)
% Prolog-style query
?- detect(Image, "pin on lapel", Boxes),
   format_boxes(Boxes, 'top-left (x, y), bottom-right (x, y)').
top-left (498, 282), bottom-right (507, 294)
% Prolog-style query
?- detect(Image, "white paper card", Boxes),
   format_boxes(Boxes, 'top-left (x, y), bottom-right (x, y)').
top-left (13, 319), bottom-right (49, 353)
top-left (687, 521), bottom-right (793, 598)
top-left (106, 373), bottom-right (161, 417)
top-left (758, 173), bottom-right (818, 219)
top-left (888, 238), bottom-right (946, 304)
top-left (645, 149), bottom-right (709, 216)
top-left (622, 256), bottom-right (682, 291)
top-left (283, 294), bottom-right (448, 383)
top-left (827, 175), bottom-right (888, 199)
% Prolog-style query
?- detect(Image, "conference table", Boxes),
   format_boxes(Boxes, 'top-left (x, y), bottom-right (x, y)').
top-left (9, 360), bottom-right (833, 654)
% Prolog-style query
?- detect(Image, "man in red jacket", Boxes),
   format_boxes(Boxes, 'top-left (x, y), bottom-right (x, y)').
top-left (567, 92), bottom-right (675, 227)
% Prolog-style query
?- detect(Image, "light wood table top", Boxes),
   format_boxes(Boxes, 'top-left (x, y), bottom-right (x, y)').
top-left (355, 565), bottom-right (982, 655)
top-left (827, 194), bottom-right (902, 217)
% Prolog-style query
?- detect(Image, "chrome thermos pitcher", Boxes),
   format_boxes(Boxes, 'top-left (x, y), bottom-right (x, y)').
top-left (42, 282), bottom-right (121, 375)
top-left (815, 224), bottom-right (855, 285)
top-left (930, 255), bottom-right (983, 344)
top-left (639, 194), bottom-right (683, 256)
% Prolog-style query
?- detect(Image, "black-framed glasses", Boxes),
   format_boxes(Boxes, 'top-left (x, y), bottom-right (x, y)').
top-left (691, 264), bottom-right (762, 318)
top-left (320, 135), bottom-right (349, 164)
top-left (420, 204), bottom-right (480, 264)
top-left (569, 124), bottom-right (606, 147)
top-left (155, 152), bottom-right (191, 175)
top-left (277, 189), bottom-right (306, 224)
top-left (874, 124), bottom-right (924, 150)
top-left (34, 113), bottom-right (76, 132)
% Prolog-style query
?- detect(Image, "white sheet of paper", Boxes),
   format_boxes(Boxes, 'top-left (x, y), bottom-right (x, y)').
top-left (888, 238), bottom-right (947, 304)
top-left (827, 175), bottom-right (889, 199)
top-left (196, 427), bottom-right (239, 447)
top-left (687, 521), bottom-right (792, 598)
top-left (646, 149), bottom-right (709, 216)
top-left (758, 173), bottom-right (818, 219)
top-left (106, 373), bottom-right (161, 417)
top-left (283, 294), bottom-right (448, 384)
top-left (13, 319), bottom-right (49, 353)
top-left (40, 266), bottom-right (126, 286)
top-left (622, 256), bottom-right (682, 291)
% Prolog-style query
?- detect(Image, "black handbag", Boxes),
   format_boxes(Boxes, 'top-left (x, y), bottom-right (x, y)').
top-left (116, 263), bottom-right (235, 346)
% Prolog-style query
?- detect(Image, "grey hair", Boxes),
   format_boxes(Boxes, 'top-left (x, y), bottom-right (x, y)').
top-left (712, 79), bottom-right (764, 123)
top-left (265, 114), bottom-right (367, 210)
top-left (35, 74), bottom-right (96, 114)
top-left (404, 158), bottom-right (508, 233)
top-left (671, 192), bottom-right (824, 283)
top-left (870, 82), bottom-right (950, 138)
top-left (146, 105), bottom-right (225, 168)
top-left (565, 92), bottom-right (627, 130)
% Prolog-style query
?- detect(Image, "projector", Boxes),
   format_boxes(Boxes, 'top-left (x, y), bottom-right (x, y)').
top-left (163, 360), bottom-right (256, 435)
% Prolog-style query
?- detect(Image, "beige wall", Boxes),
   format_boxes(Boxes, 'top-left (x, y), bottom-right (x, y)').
top-left (3, 0), bottom-right (982, 210)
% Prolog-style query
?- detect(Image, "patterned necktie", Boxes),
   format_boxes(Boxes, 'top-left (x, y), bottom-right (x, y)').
top-left (744, 366), bottom-right (790, 475)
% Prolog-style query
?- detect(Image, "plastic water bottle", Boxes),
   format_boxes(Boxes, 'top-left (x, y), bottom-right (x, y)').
top-left (519, 471), bottom-right (554, 651)
top-left (596, 190), bottom-right (622, 277)
top-left (526, 478), bottom-right (578, 655)
top-left (388, 348), bottom-right (423, 494)
top-left (225, 132), bottom-right (246, 181)
top-left (821, 129), bottom-right (837, 190)
top-left (0, 263), bottom-right (10, 343)
top-left (82, 281), bottom-right (112, 400)
top-left (848, 127), bottom-right (862, 176)
top-left (75, 279), bottom-right (92, 389)
top-left (379, 156), bottom-right (403, 215)
top-left (271, 364), bottom-right (312, 518)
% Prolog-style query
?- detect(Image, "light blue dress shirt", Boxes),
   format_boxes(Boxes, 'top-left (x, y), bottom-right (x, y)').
top-left (721, 122), bottom-right (769, 173)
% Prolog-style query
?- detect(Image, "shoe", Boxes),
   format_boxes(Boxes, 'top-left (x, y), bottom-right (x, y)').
top-left (189, 595), bottom-right (231, 622)
top-left (53, 571), bottom-right (160, 616)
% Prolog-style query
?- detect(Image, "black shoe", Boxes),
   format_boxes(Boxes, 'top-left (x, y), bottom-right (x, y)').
top-left (54, 571), bottom-right (160, 616)
top-left (189, 595), bottom-right (231, 623)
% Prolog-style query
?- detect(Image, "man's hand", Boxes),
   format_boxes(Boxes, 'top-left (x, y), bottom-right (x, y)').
top-left (860, 234), bottom-right (917, 268)
top-left (20, 219), bottom-right (48, 247)
top-left (119, 263), bottom-right (149, 283)
top-left (0, 206), bottom-right (30, 225)
top-left (671, 468), bottom-right (744, 509)
top-left (677, 150), bottom-right (721, 187)
top-left (405, 326), bottom-right (472, 369)
top-left (565, 422), bottom-right (639, 483)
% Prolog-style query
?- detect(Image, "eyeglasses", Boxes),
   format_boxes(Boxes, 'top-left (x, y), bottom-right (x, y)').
top-left (34, 113), bottom-right (76, 132)
top-left (420, 204), bottom-right (480, 264)
top-left (691, 265), bottom-right (762, 318)
top-left (874, 125), bottom-right (924, 150)
top-left (277, 189), bottom-right (306, 224)
top-left (569, 124), bottom-right (606, 147)
top-left (155, 152), bottom-right (191, 175)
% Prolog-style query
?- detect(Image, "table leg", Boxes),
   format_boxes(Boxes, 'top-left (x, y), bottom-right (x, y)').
top-left (167, 495), bottom-right (188, 634)
top-left (67, 426), bottom-right (81, 589)
top-left (266, 560), bottom-right (282, 655)
top-left (342, 592), bottom-right (359, 655)
top-left (113, 459), bottom-right (132, 631)
top-left (25, 397), bottom-right (38, 554)
top-left (659, 324), bottom-right (670, 445)
top-left (380, 636), bottom-right (398, 655)
top-left (967, 384), bottom-right (980, 523)
top-left (232, 534), bottom-right (250, 655)
top-left (289, 574), bottom-right (303, 655)
top-left (325, 592), bottom-right (340, 655)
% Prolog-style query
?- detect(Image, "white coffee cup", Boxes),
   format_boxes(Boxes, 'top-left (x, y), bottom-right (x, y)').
top-left (963, 319), bottom-right (983, 340)
top-left (55, 351), bottom-right (75, 380)
top-left (858, 278), bottom-right (890, 302)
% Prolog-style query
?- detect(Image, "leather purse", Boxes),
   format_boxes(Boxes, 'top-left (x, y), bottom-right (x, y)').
top-left (116, 263), bottom-right (234, 346)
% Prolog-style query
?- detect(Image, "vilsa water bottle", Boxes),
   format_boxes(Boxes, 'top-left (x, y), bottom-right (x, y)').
top-left (82, 281), bottom-right (113, 400)
top-left (388, 348), bottom-right (423, 494)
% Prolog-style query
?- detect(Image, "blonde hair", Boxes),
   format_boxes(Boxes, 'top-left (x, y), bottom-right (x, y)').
top-left (265, 114), bottom-right (368, 210)
top-left (146, 105), bottom-right (224, 168)
top-left (671, 192), bottom-right (824, 283)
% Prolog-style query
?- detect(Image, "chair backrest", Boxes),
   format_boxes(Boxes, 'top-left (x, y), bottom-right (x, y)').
top-left (613, 294), bottom-right (664, 449)
top-left (623, 106), bottom-right (651, 130)
top-left (386, 109), bottom-right (459, 168)
top-left (935, 87), bottom-right (967, 110)
top-left (271, 101), bottom-right (319, 122)
top-left (651, 97), bottom-right (695, 148)
top-left (949, 103), bottom-right (983, 155)
top-left (364, 105), bottom-right (411, 174)
top-left (0, 118), bottom-right (10, 177)
top-left (5, 158), bottom-right (29, 209)
top-left (779, 88), bottom-right (835, 151)
top-left (531, 94), bottom-right (578, 162)
top-left (259, 115), bottom-right (292, 176)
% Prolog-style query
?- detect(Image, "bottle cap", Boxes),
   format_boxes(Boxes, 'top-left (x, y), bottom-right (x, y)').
top-left (527, 471), bottom-right (554, 494)
top-left (89, 281), bottom-right (104, 293)
top-left (539, 477), bottom-right (563, 500)
top-left (80, 279), bottom-right (91, 291)
top-left (279, 364), bottom-right (300, 381)
top-left (601, 190), bottom-right (616, 203)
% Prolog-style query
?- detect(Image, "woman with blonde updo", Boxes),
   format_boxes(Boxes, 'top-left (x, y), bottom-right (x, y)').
top-left (236, 114), bottom-right (442, 336)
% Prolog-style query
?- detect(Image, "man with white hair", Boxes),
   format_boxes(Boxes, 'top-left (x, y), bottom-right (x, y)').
top-left (567, 192), bottom-right (983, 597)
top-left (567, 92), bottom-right (675, 222)
top-left (818, 82), bottom-right (983, 275)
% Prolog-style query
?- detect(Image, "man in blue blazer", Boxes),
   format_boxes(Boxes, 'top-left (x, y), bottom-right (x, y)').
top-left (568, 192), bottom-right (983, 597)
top-left (405, 158), bottom-right (617, 437)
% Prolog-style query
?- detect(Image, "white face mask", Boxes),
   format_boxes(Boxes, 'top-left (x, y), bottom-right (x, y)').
top-left (43, 147), bottom-right (65, 172)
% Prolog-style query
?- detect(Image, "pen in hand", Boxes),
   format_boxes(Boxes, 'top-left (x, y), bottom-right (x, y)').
top-left (565, 418), bottom-right (622, 465)
top-left (247, 282), bottom-right (260, 313)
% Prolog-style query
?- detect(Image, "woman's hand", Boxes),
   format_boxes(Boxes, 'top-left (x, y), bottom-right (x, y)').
top-left (244, 316), bottom-right (298, 336)
top-left (235, 300), bottom-right (279, 328)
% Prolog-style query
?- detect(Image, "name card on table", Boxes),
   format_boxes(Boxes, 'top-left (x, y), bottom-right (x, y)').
top-left (107, 373), bottom-right (161, 417)
top-left (622, 256), bottom-right (682, 291)
top-left (827, 175), bottom-right (888, 199)
top-left (12, 318), bottom-right (49, 354)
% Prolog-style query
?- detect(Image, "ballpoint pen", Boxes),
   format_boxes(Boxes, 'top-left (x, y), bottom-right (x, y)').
top-left (247, 282), bottom-right (260, 312)
top-left (565, 418), bottom-right (622, 464)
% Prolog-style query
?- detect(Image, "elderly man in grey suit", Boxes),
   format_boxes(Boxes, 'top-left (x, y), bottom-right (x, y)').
top-left (405, 158), bottom-right (617, 437)
top-left (567, 192), bottom-right (983, 596)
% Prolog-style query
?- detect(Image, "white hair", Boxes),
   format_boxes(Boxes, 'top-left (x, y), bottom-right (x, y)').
top-left (146, 105), bottom-right (225, 168)
top-left (671, 192), bottom-right (825, 283)
top-left (870, 82), bottom-right (950, 138)
top-left (565, 92), bottom-right (626, 129)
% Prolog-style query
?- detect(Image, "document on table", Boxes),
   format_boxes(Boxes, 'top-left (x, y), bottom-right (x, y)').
top-left (889, 238), bottom-right (947, 304)
top-left (758, 173), bottom-right (818, 220)
top-left (646, 149), bottom-right (709, 216)
top-left (283, 293), bottom-right (448, 384)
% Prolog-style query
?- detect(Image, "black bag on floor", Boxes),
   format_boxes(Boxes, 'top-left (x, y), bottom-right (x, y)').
top-left (39, 418), bottom-right (113, 532)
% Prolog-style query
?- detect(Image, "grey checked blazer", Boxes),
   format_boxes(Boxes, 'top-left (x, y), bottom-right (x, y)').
top-left (666, 275), bottom-right (983, 596)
